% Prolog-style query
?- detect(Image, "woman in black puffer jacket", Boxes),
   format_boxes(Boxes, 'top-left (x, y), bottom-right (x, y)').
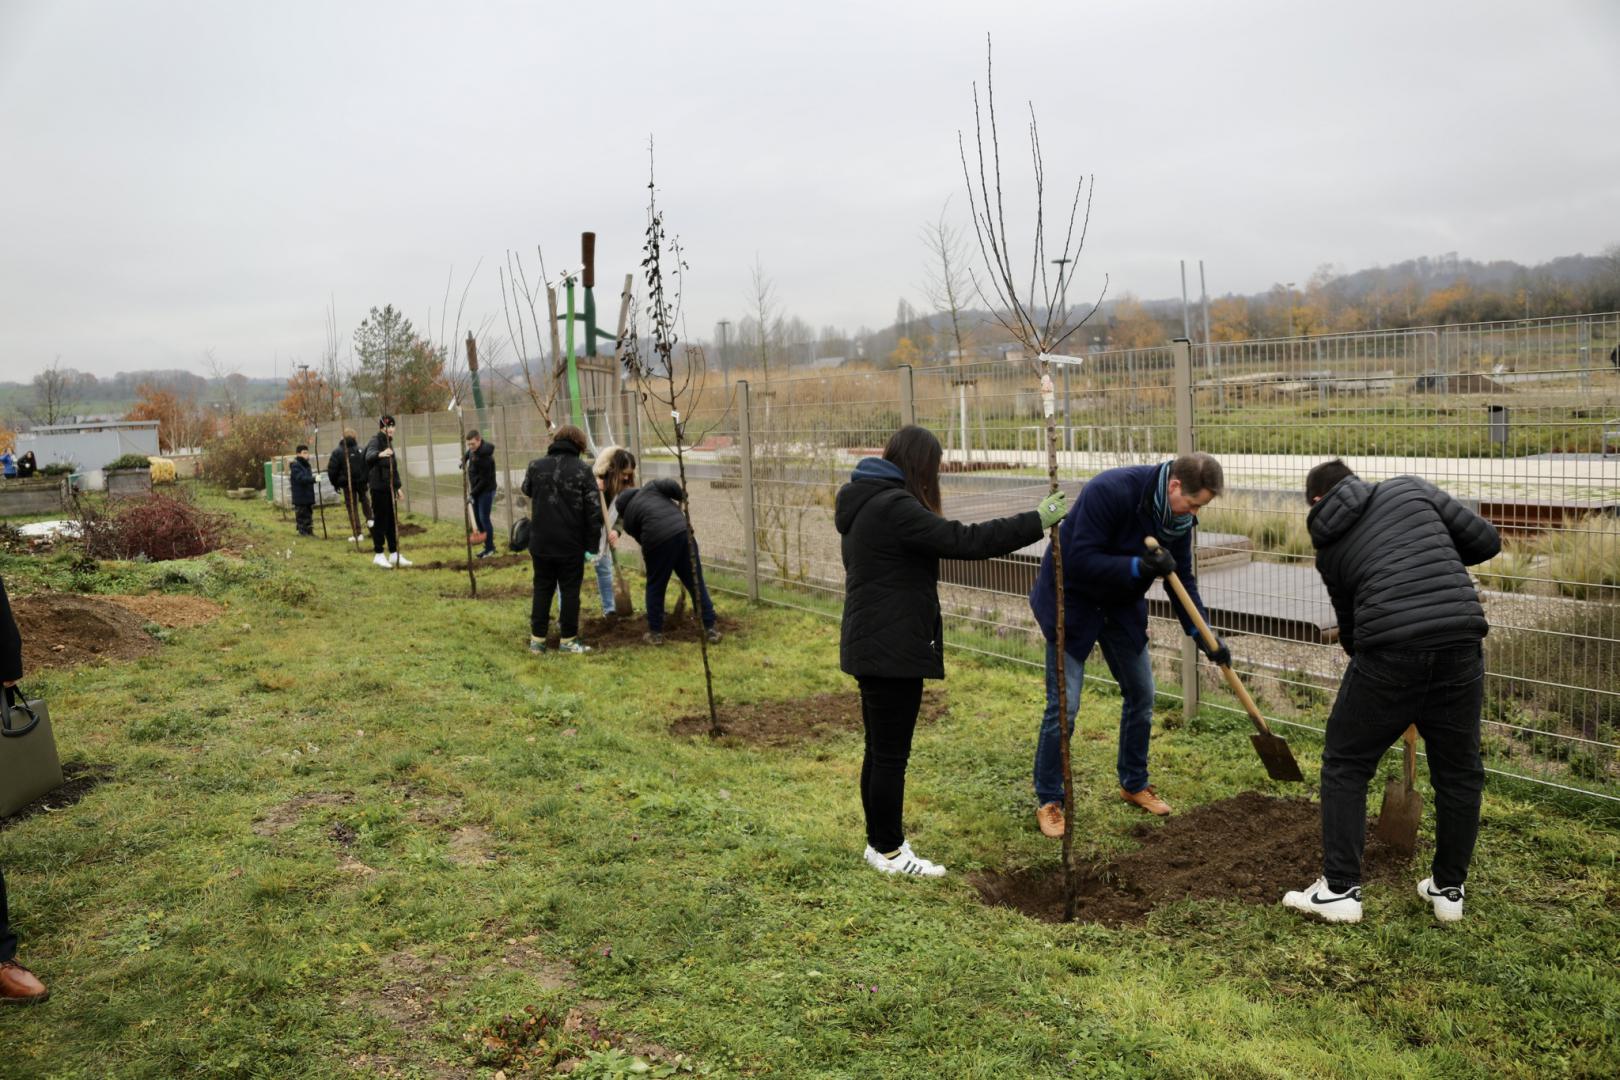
top-left (834, 425), bottom-right (1066, 878)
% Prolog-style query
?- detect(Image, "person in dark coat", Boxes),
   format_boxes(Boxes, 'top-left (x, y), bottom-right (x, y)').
top-left (613, 475), bottom-right (718, 646)
top-left (522, 425), bottom-right (602, 654)
top-left (289, 444), bottom-right (317, 537)
top-left (363, 416), bottom-right (410, 567)
top-left (16, 453), bottom-right (36, 480)
top-left (462, 429), bottom-right (498, 558)
top-left (1, 571), bottom-right (50, 1004)
top-left (326, 429), bottom-right (370, 543)
top-left (1282, 460), bottom-right (1501, 926)
top-left (1029, 454), bottom-right (1226, 833)
top-left (835, 425), bottom-right (1067, 877)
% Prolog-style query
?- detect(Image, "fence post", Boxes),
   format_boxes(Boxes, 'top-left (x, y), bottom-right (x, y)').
top-left (1578, 317), bottom-right (1591, 391)
top-left (424, 413), bottom-right (440, 522)
top-left (1172, 337), bottom-right (1200, 719)
top-left (899, 364), bottom-right (916, 428)
top-left (626, 387), bottom-right (642, 465)
top-left (397, 417), bottom-right (412, 517)
top-left (498, 405), bottom-right (517, 535)
top-left (737, 379), bottom-right (760, 602)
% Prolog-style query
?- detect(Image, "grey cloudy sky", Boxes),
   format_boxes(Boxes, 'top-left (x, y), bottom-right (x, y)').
top-left (2, 0), bottom-right (1617, 381)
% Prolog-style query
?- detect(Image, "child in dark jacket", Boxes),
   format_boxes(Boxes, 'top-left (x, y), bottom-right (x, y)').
top-left (289, 445), bottom-right (317, 537)
top-left (613, 477), bottom-right (719, 646)
top-left (835, 425), bottom-right (1066, 878)
top-left (522, 425), bottom-right (602, 654)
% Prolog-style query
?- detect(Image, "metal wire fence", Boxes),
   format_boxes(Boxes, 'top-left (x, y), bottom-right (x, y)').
top-left (386, 310), bottom-right (1620, 802)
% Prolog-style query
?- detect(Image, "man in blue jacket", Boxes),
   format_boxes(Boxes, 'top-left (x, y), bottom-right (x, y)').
top-left (1029, 453), bottom-right (1227, 832)
top-left (289, 444), bottom-right (317, 537)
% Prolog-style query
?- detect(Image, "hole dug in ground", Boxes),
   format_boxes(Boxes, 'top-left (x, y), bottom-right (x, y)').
top-left (670, 689), bottom-right (948, 748)
top-left (973, 791), bottom-right (1410, 926)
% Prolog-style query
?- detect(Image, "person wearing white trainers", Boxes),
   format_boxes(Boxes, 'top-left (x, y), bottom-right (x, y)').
top-left (1417, 877), bottom-right (1464, 923)
top-left (835, 426), bottom-right (1063, 880)
top-left (363, 415), bottom-right (404, 566)
top-left (863, 842), bottom-right (945, 878)
top-left (1282, 460), bottom-right (1499, 926)
top-left (1282, 877), bottom-right (1363, 924)
top-left (390, 552), bottom-right (412, 567)
top-left (372, 553), bottom-right (392, 569)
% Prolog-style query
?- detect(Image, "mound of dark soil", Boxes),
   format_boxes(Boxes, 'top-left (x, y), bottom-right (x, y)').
top-left (670, 689), bottom-right (947, 747)
top-left (972, 792), bottom-right (1409, 926)
top-left (396, 522), bottom-right (428, 537)
top-left (11, 593), bottom-right (160, 671)
top-left (579, 611), bottom-right (741, 649)
top-left (0, 764), bottom-right (114, 830)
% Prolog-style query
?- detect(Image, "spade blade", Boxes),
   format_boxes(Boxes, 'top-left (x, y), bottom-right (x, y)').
top-left (1250, 731), bottom-right (1305, 782)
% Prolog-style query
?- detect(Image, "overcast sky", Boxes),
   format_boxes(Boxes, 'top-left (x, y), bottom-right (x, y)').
top-left (2, 0), bottom-right (1617, 381)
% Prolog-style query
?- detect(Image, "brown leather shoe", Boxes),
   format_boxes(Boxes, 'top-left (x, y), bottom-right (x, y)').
top-left (1120, 785), bottom-right (1172, 816)
top-left (1036, 802), bottom-right (1065, 838)
top-left (0, 961), bottom-right (48, 1004)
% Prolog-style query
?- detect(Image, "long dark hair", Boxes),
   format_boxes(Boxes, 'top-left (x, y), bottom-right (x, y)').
top-left (883, 425), bottom-right (942, 514)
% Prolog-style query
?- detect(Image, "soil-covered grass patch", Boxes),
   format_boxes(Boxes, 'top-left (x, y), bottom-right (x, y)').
top-left (11, 592), bottom-right (161, 670)
top-left (579, 609), bottom-right (741, 649)
top-left (670, 689), bottom-right (947, 747)
top-left (973, 792), bottom-right (1410, 925)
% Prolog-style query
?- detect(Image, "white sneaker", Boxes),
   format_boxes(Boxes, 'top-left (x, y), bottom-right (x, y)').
top-left (863, 841), bottom-right (946, 878)
top-left (391, 553), bottom-right (412, 567)
top-left (372, 553), bottom-right (393, 569)
top-left (1418, 877), bottom-right (1465, 923)
top-left (347, 535), bottom-right (360, 543)
top-left (1282, 876), bottom-right (1363, 923)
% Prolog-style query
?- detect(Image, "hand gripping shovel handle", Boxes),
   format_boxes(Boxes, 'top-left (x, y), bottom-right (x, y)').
top-left (1145, 537), bottom-right (1276, 739)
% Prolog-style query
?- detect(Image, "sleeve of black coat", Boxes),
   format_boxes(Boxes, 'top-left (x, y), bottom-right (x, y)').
top-left (1317, 554), bottom-right (1356, 655)
top-left (0, 573), bottom-right (22, 683)
top-left (581, 466), bottom-right (604, 550)
top-left (364, 437), bottom-right (381, 466)
top-left (891, 498), bottom-right (1044, 560)
top-left (1428, 481), bottom-right (1501, 566)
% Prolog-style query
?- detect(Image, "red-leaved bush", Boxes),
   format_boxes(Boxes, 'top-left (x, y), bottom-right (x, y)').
top-left (78, 491), bottom-right (233, 562)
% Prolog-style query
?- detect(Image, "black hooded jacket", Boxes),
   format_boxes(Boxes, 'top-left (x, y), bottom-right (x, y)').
top-left (612, 479), bottom-right (689, 552)
top-left (834, 457), bottom-right (1043, 680)
top-left (1307, 474), bottom-right (1501, 654)
top-left (289, 456), bottom-right (316, 507)
top-left (463, 440), bottom-right (497, 498)
top-left (363, 432), bottom-right (399, 493)
top-left (521, 439), bottom-right (603, 557)
top-left (327, 439), bottom-right (366, 491)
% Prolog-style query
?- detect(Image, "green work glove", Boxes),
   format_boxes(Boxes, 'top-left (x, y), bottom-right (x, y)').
top-left (584, 551), bottom-right (597, 565)
top-left (1037, 490), bottom-right (1069, 529)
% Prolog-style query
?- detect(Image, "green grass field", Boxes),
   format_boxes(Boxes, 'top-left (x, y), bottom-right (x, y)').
top-left (1, 493), bottom-right (1617, 1078)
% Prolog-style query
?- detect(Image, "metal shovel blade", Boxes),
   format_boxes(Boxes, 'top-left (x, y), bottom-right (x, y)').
top-left (1250, 731), bottom-right (1305, 782)
top-left (1374, 727), bottom-right (1422, 857)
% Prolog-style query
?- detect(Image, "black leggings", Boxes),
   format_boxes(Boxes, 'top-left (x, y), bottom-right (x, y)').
top-left (857, 675), bottom-right (925, 855)
top-left (1, 866), bottom-right (15, 964)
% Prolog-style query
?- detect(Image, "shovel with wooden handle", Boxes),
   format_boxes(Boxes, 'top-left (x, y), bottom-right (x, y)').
top-left (598, 487), bottom-right (633, 616)
top-left (1375, 725), bottom-right (1422, 857)
top-left (1146, 537), bottom-right (1305, 782)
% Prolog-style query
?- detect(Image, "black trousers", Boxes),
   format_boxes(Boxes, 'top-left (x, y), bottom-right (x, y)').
top-left (294, 504), bottom-right (314, 535)
top-left (1321, 644), bottom-right (1486, 890)
top-left (370, 489), bottom-right (398, 554)
top-left (1, 866), bottom-right (16, 963)
top-left (857, 675), bottom-right (925, 855)
top-left (531, 555), bottom-right (584, 639)
top-left (341, 486), bottom-right (372, 535)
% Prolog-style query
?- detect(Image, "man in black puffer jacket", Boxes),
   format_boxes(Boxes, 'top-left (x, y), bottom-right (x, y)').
top-left (462, 430), bottom-right (498, 558)
top-left (522, 425), bottom-right (602, 653)
top-left (327, 429), bottom-right (370, 543)
top-left (1282, 459), bottom-right (1501, 927)
top-left (613, 476), bottom-right (719, 645)
top-left (363, 416), bottom-right (408, 567)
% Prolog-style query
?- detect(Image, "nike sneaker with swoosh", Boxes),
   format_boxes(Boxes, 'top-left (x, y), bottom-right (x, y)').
top-left (1418, 877), bottom-right (1465, 923)
top-left (1282, 876), bottom-right (1363, 923)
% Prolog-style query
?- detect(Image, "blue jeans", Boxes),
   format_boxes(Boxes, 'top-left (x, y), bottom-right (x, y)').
top-left (594, 551), bottom-right (616, 614)
top-left (471, 490), bottom-right (495, 553)
top-left (1033, 622), bottom-right (1156, 806)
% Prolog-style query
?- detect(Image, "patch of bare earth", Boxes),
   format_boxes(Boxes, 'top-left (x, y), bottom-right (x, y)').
top-left (670, 689), bottom-right (948, 748)
top-left (251, 791), bottom-right (355, 837)
top-left (101, 593), bottom-right (225, 628)
top-left (972, 791), bottom-right (1409, 925)
top-left (12, 592), bottom-right (159, 670)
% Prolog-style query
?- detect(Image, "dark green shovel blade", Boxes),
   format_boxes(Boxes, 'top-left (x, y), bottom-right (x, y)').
top-left (1251, 731), bottom-right (1304, 782)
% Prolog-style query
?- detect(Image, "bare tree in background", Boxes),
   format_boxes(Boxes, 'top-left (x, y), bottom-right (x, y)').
top-left (205, 349), bottom-right (248, 419)
top-left (959, 35), bottom-right (1107, 922)
top-left (748, 258), bottom-right (781, 381)
top-left (28, 356), bottom-right (82, 425)
top-left (921, 198), bottom-right (977, 367)
top-left (498, 248), bottom-right (567, 429)
top-left (621, 145), bottom-right (725, 737)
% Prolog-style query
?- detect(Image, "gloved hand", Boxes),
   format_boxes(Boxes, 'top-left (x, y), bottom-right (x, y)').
top-left (1140, 545), bottom-right (1178, 578)
top-left (1195, 634), bottom-right (1232, 668)
top-left (1036, 491), bottom-right (1069, 529)
top-left (584, 551), bottom-right (597, 565)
